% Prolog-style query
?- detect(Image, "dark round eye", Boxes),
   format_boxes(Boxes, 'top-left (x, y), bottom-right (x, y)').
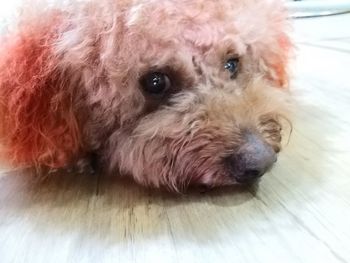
top-left (140, 72), bottom-right (171, 95)
top-left (224, 58), bottom-right (240, 76)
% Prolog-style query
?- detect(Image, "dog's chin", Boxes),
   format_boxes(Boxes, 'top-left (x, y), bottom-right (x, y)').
top-left (191, 163), bottom-right (270, 190)
top-left (193, 176), bottom-right (261, 193)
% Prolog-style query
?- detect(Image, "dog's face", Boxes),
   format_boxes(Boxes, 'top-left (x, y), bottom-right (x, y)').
top-left (71, 0), bottom-right (292, 191)
top-left (0, 0), bottom-right (292, 191)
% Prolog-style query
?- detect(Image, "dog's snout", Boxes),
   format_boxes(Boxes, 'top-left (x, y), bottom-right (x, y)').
top-left (228, 133), bottom-right (277, 184)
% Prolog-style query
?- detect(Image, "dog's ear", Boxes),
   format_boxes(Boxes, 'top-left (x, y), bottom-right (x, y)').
top-left (254, 1), bottom-right (293, 89)
top-left (0, 13), bottom-right (81, 168)
top-left (269, 33), bottom-right (293, 88)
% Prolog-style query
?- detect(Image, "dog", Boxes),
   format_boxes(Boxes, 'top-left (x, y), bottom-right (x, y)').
top-left (0, 0), bottom-right (292, 192)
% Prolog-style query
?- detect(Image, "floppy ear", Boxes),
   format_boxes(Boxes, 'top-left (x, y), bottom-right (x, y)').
top-left (0, 12), bottom-right (81, 168)
top-left (269, 33), bottom-right (293, 88)
top-left (253, 0), bottom-right (293, 88)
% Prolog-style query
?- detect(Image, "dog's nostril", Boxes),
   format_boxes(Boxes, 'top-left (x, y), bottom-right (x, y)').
top-left (245, 169), bottom-right (264, 178)
top-left (234, 168), bottom-right (265, 184)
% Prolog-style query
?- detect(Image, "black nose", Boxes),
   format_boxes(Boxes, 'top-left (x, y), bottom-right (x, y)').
top-left (228, 133), bottom-right (277, 184)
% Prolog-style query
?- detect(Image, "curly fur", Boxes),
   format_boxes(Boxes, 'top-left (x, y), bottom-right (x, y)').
top-left (0, 9), bottom-right (81, 168)
top-left (0, 0), bottom-right (292, 191)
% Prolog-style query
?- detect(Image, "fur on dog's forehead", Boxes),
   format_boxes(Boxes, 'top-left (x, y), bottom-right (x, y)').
top-left (125, 0), bottom-right (287, 53)
top-left (114, 0), bottom-right (290, 89)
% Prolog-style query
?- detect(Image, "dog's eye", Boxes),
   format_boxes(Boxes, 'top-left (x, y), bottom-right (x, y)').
top-left (140, 72), bottom-right (171, 95)
top-left (224, 58), bottom-right (240, 77)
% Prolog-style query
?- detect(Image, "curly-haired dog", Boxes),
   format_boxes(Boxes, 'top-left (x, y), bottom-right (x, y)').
top-left (0, 0), bottom-right (292, 191)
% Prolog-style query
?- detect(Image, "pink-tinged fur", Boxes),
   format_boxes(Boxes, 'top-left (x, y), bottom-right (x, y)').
top-left (0, 0), bottom-right (293, 191)
top-left (0, 10), bottom-right (81, 168)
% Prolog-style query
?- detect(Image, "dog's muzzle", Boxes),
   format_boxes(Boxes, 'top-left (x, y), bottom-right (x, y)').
top-left (226, 132), bottom-right (277, 184)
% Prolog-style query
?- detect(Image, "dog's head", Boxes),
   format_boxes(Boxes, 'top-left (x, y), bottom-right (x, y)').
top-left (0, 0), bottom-right (292, 191)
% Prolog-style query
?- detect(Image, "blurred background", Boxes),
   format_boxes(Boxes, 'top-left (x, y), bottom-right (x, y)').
top-left (288, 0), bottom-right (350, 18)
